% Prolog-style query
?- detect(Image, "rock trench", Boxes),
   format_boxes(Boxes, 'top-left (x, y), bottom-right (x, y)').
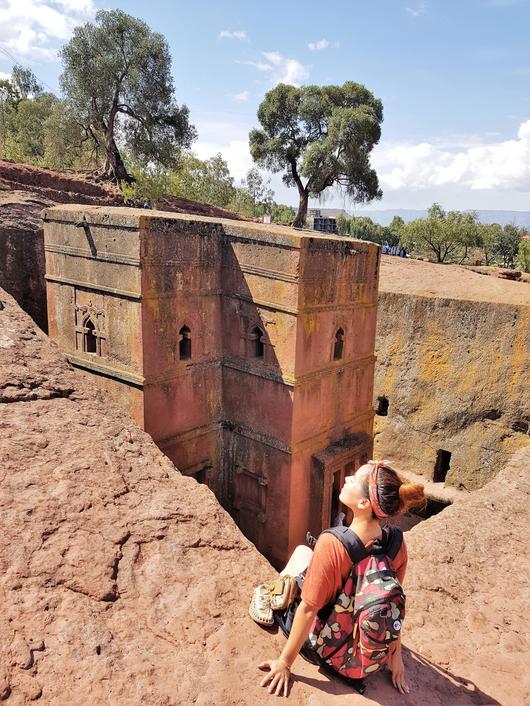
top-left (0, 288), bottom-right (528, 705)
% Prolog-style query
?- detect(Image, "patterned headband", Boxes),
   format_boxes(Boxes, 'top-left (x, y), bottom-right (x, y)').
top-left (367, 459), bottom-right (392, 520)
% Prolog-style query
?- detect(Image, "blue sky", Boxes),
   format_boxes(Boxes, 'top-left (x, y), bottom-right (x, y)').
top-left (1, 0), bottom-right (530, 211)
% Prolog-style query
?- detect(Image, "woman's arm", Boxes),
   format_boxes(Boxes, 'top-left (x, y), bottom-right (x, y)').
top-left (258, 600), bottom-right (317, 697)
top-left (388, 633), bottom-right (410, 693)
top-left (389, 541), bottom-right (409, 693)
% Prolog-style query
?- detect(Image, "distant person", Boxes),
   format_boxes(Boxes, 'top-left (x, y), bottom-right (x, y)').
top-left (143, 200), bottom-right (152, 209)
top-left (332, 509), bottom-right (346, 527)
top-left (252, 460), bottom-right (426, 697)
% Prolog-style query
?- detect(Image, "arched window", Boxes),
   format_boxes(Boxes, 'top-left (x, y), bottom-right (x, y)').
top-left (75, 305), bottom-right (105, 357)
top-left (333, 327), bottom-right (344, 360)
top-left (84, 316), bottom-right (97, 354)
top-left (250, 326), bottom-right (264, 358)
top-left (179, 325), bottom-right (191, 360)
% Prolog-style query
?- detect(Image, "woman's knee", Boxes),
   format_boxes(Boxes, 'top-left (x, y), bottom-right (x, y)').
top-left (280, 544), bottom-right (313, 576)
top-left (291, 545), bottom-right (313, 562)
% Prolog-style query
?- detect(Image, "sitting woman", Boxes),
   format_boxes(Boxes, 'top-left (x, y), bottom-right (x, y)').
top-left (256, 460), bottom-right (426, 697)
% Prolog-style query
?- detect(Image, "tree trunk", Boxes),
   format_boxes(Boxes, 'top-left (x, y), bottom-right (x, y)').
top-left (292, 188), bottom-right (309, 229)
top-left (102, 135), bottom-right (131, 183)
top-left (99, 106), bottom-right (132, 184)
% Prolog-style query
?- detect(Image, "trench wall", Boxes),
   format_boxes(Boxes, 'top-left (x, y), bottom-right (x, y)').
top-left (374, 291), bottom-right (529, 489)
top-left (0, 223), bottom-right (47, 332)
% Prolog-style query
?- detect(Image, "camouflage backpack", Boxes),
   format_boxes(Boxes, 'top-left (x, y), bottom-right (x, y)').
top-left (308, 526), bottom-right (405, 680)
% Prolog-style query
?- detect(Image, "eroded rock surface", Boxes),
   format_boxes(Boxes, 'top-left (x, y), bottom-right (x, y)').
top-left (1, 288), bottom-right (528, 705)
top-left (375, 255), bottom-right (530, 489)
top-left (0, 160), bottom-right (252, 219)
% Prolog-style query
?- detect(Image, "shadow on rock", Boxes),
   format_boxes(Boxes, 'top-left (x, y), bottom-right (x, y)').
top-left (293, 647), bottom-right (501, 705)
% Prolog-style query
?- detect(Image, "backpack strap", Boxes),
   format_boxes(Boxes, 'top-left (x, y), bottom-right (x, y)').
top-left (321, 526), bottom-right (369, 565)
top-left (322, 525), bottom-right (404, 562)
top-left (383, 526), bottom-right (404, 560)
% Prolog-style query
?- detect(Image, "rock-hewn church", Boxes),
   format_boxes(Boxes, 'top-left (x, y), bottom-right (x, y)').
top-left (43, 205), bottom-right (379, 566)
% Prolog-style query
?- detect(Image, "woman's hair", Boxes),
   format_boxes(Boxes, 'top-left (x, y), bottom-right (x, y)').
top-left (362, 464), bottom-right (426, 518)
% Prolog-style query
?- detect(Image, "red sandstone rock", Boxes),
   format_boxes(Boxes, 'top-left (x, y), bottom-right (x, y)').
top-left (0, 160), bottom-right (252, 220)
top-left (379, 254), bottom-right (530, 305)
top-left (375, 254), bottom-right (530, 489)
top-left (1, 288), bottom-right (529, 705)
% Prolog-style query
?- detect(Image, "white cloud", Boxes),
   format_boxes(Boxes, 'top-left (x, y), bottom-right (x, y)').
top-left (218, 30), bottom-right (247, 41)
top-left (308, 39), bottom-right (329, 51)
top-left (406, 2), bottom-right (427, 17)
top-left (307, 38), bottom-right (340, 51)
top-left (239, 60), bottom-right (272, 72)
top-left (0, 0), bottom-right (96, 61)
top-left (0, 71), bottom-right (11, 81)
top-left (194, 114), bottom-right (254, 181)
top-left (233, 90), bottom-right (250, 102)
top-left (372, 120), bottom-right (530, 195)
top-left (195, 138), bottom-right (252, 181)
top-left (260, 51), bottom-right (310, 86)
top-left (240, 52), bottom-right (309, 86)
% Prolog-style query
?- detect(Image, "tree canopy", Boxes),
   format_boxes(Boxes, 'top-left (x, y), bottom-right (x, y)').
top-left (399, 204), bottom-right (525, 266)
top-left (402, 204), bottom-right (466, 263)
top-left (59, 9), bottom-right (196, 183)
top-left (249, 82), bottom-right (383, 227)
top-left (121, 154), bottom-right (295, 224)
top-left (0, 65), bottom-right (103, 169)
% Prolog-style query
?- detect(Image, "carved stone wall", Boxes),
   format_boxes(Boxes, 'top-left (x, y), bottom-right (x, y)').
top-left (43, 206), bottom-right (379, 566)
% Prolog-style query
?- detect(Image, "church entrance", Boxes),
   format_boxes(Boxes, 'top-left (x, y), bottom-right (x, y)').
top-left (310, 434), bottom-right (371, 536)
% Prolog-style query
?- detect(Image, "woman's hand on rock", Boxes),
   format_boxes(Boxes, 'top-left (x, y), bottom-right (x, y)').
top-left (388, 651), bottom-right (410, 694)
top-left (258, 658), bottom-right (291, 696)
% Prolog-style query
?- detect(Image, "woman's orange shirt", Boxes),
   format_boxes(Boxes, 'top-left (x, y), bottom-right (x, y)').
top-left (301, 532), bottom-right (408, 612)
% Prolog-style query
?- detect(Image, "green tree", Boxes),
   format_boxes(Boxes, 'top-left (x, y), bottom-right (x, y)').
top-left (403, 204), bottom-right (462, 263)
top-left (349, 216), bottom-right (384, 243)
top-left (169, 153), bottom-right (235, 208)
top-left (516, 237), bottom-right (530, 273)
top-left (477, 222), bottom-right (502, 266)
top-left (59, 9), bottom-right (196, 183)
top-left (236, 168), bottom-right (276, 218)
top-left (389, 215), bottom-right (405, 233)
top-left (12, 65), bottom-right (42, 99)
top-left (168, 153), bottom-right (203, 202)
top-left (244, 167), bottom-right (265, 216)
top-left (121, 160), bottom-right (171, 207)
top-left (230, 186), bottom-right (255, 216)
top-left (494, 224), bottom-right (522, 268)
top-left (0, 64), bottom-right (103, 169)
top-left (0, 66), bottom-right (51, 162)
top-left (199, 153), bottom-right (235, 207)
top-left (0, 70), bottom-right (57, 163)
top-left (269, 202), bottom-right (295, 225)
top-left (446, 210), bottom-right (479, 263)
top-left (335, 214), bottom-right (350, 236)
top-left (249, 82), bottom-right (383, 228)
top-left (7, 93), bottom-right (58, 162)
top-left (42, 101), bottom-right (103, 170)
top-left (384, 215), bottom-right (405, 247)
